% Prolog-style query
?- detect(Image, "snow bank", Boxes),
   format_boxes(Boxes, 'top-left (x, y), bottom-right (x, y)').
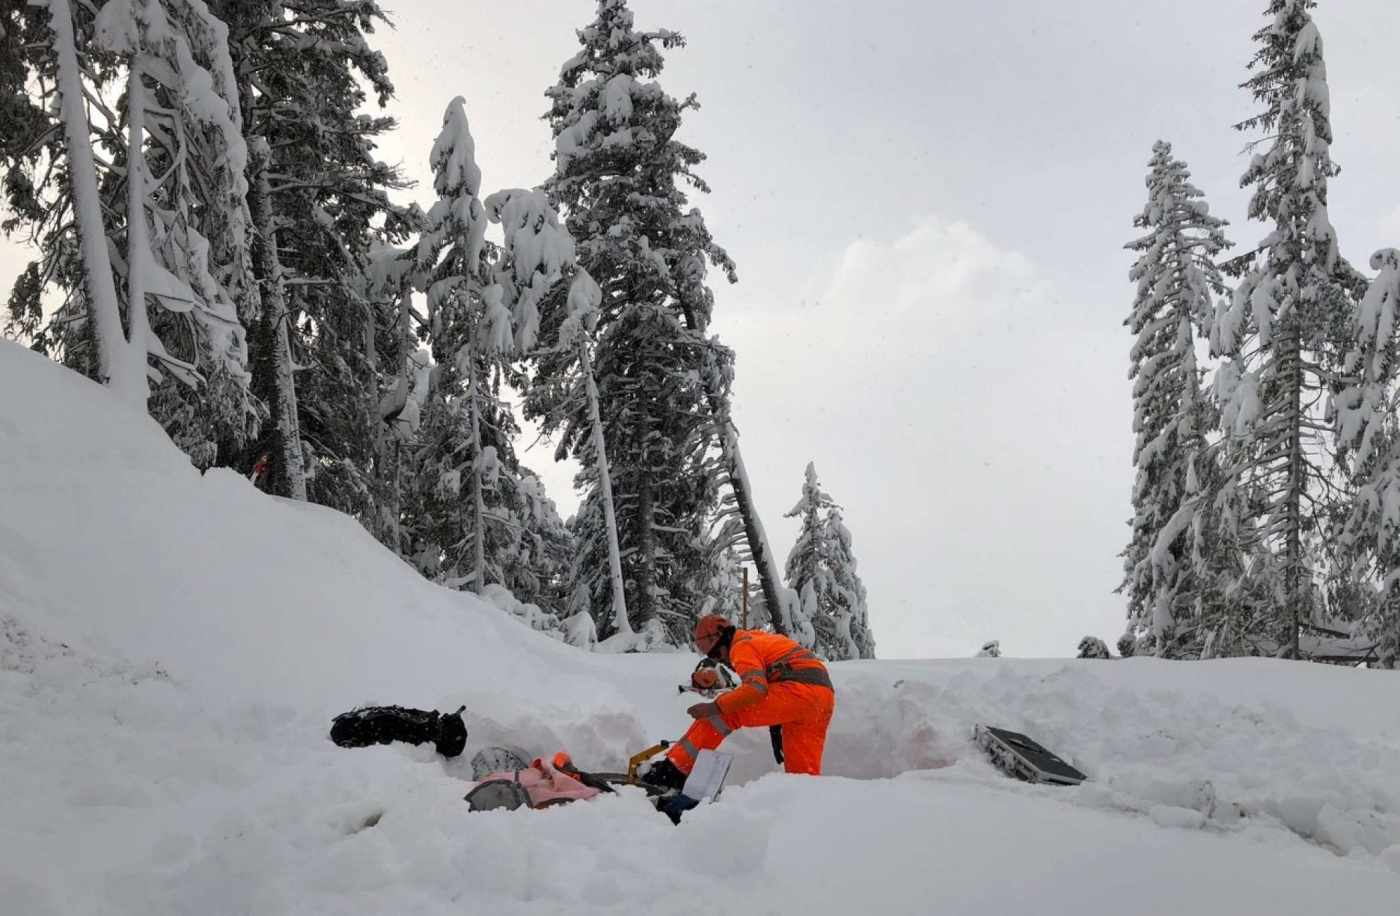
top-left (3, 341), bottom-right (1399, 913)
top-left (0, 342), bottom-right (618, 718)
top-left (829, 658), bottom-right (1400, 856)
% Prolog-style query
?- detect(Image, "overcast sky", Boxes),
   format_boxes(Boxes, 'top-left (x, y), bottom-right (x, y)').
top-left (4, 1), bottom-right (1398, 658)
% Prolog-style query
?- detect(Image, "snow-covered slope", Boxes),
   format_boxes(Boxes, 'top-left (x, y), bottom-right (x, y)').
top-left (2, 340), bottom-right (1399, 915)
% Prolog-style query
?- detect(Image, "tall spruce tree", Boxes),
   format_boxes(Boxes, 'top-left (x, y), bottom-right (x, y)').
top-left (11, 0), bottom-right (257, 446)
top-left (784, 462), bottom-right (874, 660)
top-left (784, 462), bottom-right (833, 648)
top-left (405, 100), bottom-right (571, 602)
top-left (531, 0), bottom-right (734, 645)
top-left (2, 0), bottom-right (107, 356)
top-left (364, 243), bottom-right (430, 554)
top-left (1210, 0), bottom-right (1365, 657)
top-left (481, 188), bottom-right (584, 611)
top-left (822, 504), bottom-right (875, 659)
top-left (408, 96), bottom-right (496, 592)
top-left (8, 0), bottom-right (124, 382)
top-left (483, 187), bottom-right (627, 628)
top-left (1119, 141), bottom-right (1232, 657)
top-left (1334, 249), bottom-right (1400, 667)
top-left (95, 0), bottom-right (259, 462)
top-left (212, 0), bottom-right (412, 503)
top-left (553, 266), bottom-right (632, 636)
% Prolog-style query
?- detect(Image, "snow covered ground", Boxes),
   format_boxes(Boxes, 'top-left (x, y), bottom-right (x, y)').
top-left (3, 339), bottom-right (1399, 915)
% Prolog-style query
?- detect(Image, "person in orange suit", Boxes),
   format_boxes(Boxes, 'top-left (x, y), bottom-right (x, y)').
top-left (646, 615), bottom-right (836, 790)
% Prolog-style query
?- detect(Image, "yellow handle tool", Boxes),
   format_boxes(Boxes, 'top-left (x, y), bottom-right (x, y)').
top-left (625, 741), bottom-right (671, 783)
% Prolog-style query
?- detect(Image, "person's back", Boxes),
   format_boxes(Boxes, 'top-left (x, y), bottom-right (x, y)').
top-left (726, 628), bottom-right (831, 691)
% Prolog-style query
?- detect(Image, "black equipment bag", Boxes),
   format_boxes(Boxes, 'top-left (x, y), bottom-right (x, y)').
top-left (329, 704), bottom-right (468, 758)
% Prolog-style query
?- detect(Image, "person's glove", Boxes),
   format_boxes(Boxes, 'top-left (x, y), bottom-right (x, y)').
top-left (686, 701), bottom-right (720, 719)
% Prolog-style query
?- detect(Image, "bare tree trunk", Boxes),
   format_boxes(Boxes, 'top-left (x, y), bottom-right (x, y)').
top-left (715, 424), bottom-right (792, 635)
top-left (249, 138), bottom-right (306, 501)
top-left (636, 467), bottom-right (655, 628)
top-left (381, 439), bottom-right (398, 553)
top-left (579, 340), bottom-right (630, 634)
top-left (389, 291), bottom-right (412, 554)
top-left (123, 62), bottom-right (150, 402)
top-left (679, 300), bottom-right (790, 635)
top-left (1283, 330), bottom-right (1303, 659)
top-left (694, 341), bottom-right (789, 634)
top-left (466, 337), bottom-right (485, 595)
top-left (44, 0), bottom-right (133, 400)
top-left (365, 289), bottom-right (387, 543)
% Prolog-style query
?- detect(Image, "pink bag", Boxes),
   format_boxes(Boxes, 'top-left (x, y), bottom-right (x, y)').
top-left (480, 756), bottom-right (603, 808)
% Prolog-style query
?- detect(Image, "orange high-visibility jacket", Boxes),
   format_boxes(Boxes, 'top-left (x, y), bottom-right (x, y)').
top-left (715, 630), bottom-right (833, 716)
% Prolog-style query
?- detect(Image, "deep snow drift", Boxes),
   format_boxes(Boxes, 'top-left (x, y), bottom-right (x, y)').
top-left (2, 340), bottom-right (1399, 915)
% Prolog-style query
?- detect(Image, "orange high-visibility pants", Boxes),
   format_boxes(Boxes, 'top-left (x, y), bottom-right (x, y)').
top-left (667, 681), bottom-right (835, 775)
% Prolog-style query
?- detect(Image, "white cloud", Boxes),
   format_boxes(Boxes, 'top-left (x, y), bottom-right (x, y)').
top-left (826, 217), bottom-right (1038, 320)
top-left (714, 216), bottom-right (1132, 659)
top-left (1381, 204), bottom-right (1400, 245)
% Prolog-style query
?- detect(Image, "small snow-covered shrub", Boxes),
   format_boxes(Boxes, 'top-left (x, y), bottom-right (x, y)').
top-left (1078, 636), bottom-right (1112, 659)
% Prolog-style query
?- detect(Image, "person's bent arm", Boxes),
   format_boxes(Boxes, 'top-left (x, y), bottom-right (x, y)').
top-left (715, 642), bottom-right (768, 714)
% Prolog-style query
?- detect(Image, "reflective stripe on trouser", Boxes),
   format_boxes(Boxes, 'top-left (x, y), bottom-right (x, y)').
top-left (667, 680), bottom-right (835, 776)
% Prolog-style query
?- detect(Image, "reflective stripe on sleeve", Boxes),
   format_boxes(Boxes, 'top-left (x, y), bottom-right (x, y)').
top-left (739, 670), bottom-right (769, 696)
top-left (707, 716), bottom-right (733, 737)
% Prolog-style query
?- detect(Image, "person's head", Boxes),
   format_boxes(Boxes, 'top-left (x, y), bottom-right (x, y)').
top-left (693, 614), bottom-right (735, 661)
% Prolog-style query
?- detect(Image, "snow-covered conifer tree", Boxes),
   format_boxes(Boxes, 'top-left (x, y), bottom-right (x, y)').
top-left (213, 0), bottom-right (412, 501)
top-left (824, 505), bottom-right (875, 659)
top-left (15, 0), bottom-right (256, 438)
top-left (0, 3), bottom-right (61, 346)
top-left (1334, 250), bottom-right (1400, 667)
top-left (531, 0), bottom-right (750, 646)
top-left (1077, 637), bottom-right (1112, 660)
top-left (502, 470), bottom-right (577, 612)
top-left (409, 97), bottom-right (494, 593)
top-left (407, 101), bottom-right (580, 605)
top-left (484, 190), bottom-right (616, 623)
top-left (531, 266), bottom-right (634, 635)
top-left (364, 244), bottom-right (430, 553)
top-left (690, 545), bottom-right (744, 623)
top-left (783, 462), bottom-right (875, 660)
top-left (1211, 0), bottom-right (1366, 656)
top-left (94, 0), bottom-right (257, 458)
top-left (1118, 141), bottom-right (1232, 657)
top-left (782, 463), bottom-right (830, 648)
top-left (25, 0), bottom-right (131, 396)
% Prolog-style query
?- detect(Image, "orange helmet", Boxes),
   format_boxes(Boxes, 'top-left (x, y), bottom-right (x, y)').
top-left (693, 614), bottom-right (733, 656)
